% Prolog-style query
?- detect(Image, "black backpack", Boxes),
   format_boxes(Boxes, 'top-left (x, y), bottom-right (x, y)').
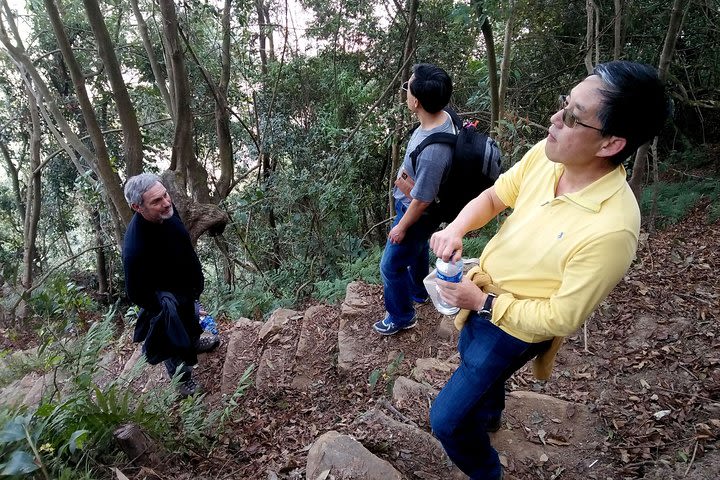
top-left (410, 108), bottom-right (502, 223)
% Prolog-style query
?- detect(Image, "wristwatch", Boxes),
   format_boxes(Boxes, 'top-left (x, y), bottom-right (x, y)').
top-left (479, 293), bottom-right (497, 315)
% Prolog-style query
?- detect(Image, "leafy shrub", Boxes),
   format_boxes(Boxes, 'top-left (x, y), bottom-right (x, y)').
top-left (28, 275), bottom-right (97, 329)
top-left (313, 247), bottom-right (383, 302)
top-left (368, 351), bottom-right (404, 397)
top-left (641, 179), bottom-right (720, 226)
top-left (0, 304), bottom-right (254, 478)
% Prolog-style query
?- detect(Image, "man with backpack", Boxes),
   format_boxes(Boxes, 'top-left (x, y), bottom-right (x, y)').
top-left (428, 61), bottom-right (669, 479)
top-left (372, 63), bottom-right (455, 335)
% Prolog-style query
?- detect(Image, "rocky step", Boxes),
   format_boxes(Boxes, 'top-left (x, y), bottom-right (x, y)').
top-left (220, 317), bottom-right (264, 396)
top-left (254, 308), bottom-right (304, 393)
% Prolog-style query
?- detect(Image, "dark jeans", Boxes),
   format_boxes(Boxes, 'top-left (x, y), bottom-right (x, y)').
top-left (430, 312), bottom-right (552, 479)
top-left (379, 199), bottom-right (440, 324)
top-left (164, 358), bottom-right (192, 382)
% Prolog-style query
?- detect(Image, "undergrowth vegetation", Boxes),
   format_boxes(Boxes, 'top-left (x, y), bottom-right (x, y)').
top-left (0, 304), bottom-right (253, 479)
top-left (642, 178), bottom-right (720, 227)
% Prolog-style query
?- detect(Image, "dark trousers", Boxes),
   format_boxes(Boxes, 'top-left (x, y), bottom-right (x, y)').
top-left (430, 312), bottom-right (552, 479)
top-left (164, 357), bottom-right (193, 382)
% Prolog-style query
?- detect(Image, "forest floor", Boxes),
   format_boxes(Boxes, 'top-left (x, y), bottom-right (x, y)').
top-left (174, 199), bottom-right (718, 480)
top-left (1, 201), bottom-right (719, 480)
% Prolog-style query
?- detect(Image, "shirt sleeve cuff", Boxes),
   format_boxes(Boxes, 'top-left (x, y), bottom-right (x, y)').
top-left (490, 292), bottom-right (513, 326)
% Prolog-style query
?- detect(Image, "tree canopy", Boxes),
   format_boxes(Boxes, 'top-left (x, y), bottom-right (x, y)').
top-left (0, 0), bottom-right (718, 320)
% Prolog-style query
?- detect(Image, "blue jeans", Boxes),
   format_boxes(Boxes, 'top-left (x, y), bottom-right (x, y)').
top-left (430, 313), bottom-right (552, 479)
top-left (380, 199), bottom-right (440, 324)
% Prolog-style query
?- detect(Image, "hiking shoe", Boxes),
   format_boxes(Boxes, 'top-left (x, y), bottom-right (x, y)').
top-left (373, 316), bottom-right (417, 336)
top-left (195, 334), bottom-right (220, 353)
top-left (177, 378), bottom-right (203, 398)
top-left (487, 415), bottom-right (502, 432)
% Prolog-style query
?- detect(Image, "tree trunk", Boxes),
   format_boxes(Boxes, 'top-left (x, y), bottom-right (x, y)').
top-left (498, 0), bottom-right (515, 120)
top-left (389, 0), bottom-right (419, 216)
top-left (0, 141), bottom-right (24, 223)
top-left (160, 171), bottom-right (229, 245)
top-left (255, 0), bottom-right (270, 74)
top-left (43, 0), bottom-right (133, 230)
top-left (114, 423), bottom-right (164, 468)
top-left (613, 0), bottom-right (623, 60)
top-left (584, 0), bottom-right (596, 74)
top-left (214, 234), bottom-right (235, 288)
top-left (215, 0), bottom-right (234, 200)
top-left (82, 0), bottom-right (144, 177)
top-left (475, 3), bottom-right (499, 130)
top-left (21, 81), bottom-right (42, 292)
top-left (129, 0), bottom-right (174, 119)
top-left (628, 142), bottom-right (649, 199)
top-left (628, 0), bottom-right (687, 200)
top-left (158, 0), bottom-right (211, 203)
top-left (87, 205), bottom-right (109, 297)
top-left (0, 2), bottom-right (129, 244)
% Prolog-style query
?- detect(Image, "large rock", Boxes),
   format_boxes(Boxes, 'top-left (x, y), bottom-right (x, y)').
top-left (255, 309), bottom-right (303, 392)
top-left (492, 390), bottom-right (599, 470)
top-left (340, 281), bottom-right (374, 318)
top-left (353, 408), bottom-right (465, 479)
top-left (306, 430), bottom-right (403, 480)
top-left (292, 305), bottom-right (339, 390)
top-left (392, 375), bottom-right (437, 412)
top-left (338, 283), bottom-right (379, 372)
top-left (258, 308), bottom-right (302, 342)
top-left (643, 448), bottom-right (720, 480)
top-left (411, 356), bottom-right (458, 390)
top-left (0, 371), bottom-right (53, 408)
top-left (221, 318), bottom-right (263, 395)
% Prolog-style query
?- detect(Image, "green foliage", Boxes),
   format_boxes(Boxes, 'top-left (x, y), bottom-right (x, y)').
top-left (0, 345), bottom-right (60, 391)
top-left (313, 246), bottom-right (383, 302)
top-left (368, 351), bottom-right (404, 398)
top-left (28, 276), bottom-right (97, 327)
top-left (495, 116), bottom-right (539, 167)
top-left (0, 305), bottom-right (254, 478)
top-left (176, 365), bottom-right (254, 449)
top-left (641, 179), bottom-right (720, 227)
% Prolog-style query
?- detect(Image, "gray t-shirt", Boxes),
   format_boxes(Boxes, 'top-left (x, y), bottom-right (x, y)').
top-left (393, 112), bottom-right (454, 206)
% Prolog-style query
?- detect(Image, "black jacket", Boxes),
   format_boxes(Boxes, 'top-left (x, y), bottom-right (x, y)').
top-left (123, 207), bottom-right (203, 363)
top-left (134, 291), bottom-right (197, 365)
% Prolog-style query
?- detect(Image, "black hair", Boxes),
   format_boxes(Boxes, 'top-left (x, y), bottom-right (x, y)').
top-left (409, 63), bottom-right (453, 114)
top-left (592, 61), bottom-right (671, 165)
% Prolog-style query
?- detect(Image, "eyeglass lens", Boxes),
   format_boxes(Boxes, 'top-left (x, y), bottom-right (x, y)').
top-left (558, 95), bottom-right (577, 128)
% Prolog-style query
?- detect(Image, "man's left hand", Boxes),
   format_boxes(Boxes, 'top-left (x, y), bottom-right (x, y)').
top-left (436, 276), bottom-right (485, 311)
top-left (388, 225), bottom-right (406, 244)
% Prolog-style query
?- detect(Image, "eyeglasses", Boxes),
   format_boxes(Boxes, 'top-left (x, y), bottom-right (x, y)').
top-left (558, 95), bottom-right (603, 132)
top-left (401, 81), bottom-right (409, 92)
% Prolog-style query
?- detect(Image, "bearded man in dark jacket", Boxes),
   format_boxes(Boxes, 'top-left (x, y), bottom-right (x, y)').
top-left (122, 173), bottom-right (218, 397)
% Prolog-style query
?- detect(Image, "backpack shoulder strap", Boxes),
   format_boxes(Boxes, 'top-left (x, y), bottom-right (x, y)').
top-left (443, 107), bottom-right (463, 130)
top-left (410, 132), bottom-right (456, 171)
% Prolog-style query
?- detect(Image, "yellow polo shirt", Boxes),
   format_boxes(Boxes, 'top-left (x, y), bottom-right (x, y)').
top-left (481, 139), bottom-right (640, 343)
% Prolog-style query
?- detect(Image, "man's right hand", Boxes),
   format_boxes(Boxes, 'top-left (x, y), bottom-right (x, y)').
top-left (430, 226), bottom-right (464, 262)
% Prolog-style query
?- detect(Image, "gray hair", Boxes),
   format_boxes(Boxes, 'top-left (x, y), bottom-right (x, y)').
top-left (124, 173), bottom-right (162, 206)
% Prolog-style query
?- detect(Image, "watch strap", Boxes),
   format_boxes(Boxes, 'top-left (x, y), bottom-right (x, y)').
top-left (479, 293), bottom-right (496, 315)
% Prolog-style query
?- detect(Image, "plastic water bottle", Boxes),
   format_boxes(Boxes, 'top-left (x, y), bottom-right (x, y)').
top-left (199, 313), bottom-right (219, 335)
top-left (435, 257), bottom-right (463, 315)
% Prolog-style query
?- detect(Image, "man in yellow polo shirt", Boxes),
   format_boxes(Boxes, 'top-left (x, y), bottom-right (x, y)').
top-left (428, 61), bottom-right (670, 480)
